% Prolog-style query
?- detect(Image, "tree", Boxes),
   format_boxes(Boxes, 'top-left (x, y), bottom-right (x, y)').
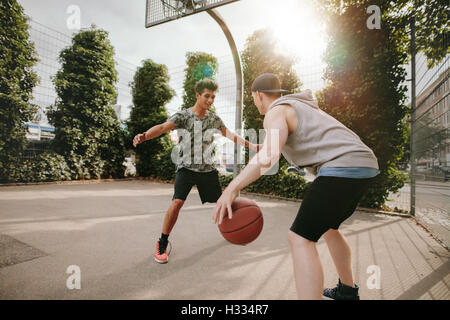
top-left (182, 51), bottom-right (218, 110)
top-left (316, 0), bottom-right (410, 207)
top-left (388, 0), bottom-right (449, 68)
top-left (242, 29), bottom-right (301, 141)
top-left (317, 0), bottom-right (449, 208)
top-left (320, 0), bottom-right (449, 68)
top-left (241, 28), bottom-right (301, 169)
top-left (126, 59), bottom-right (175, 177)
top-left (0, 0), bottom-right (38, 182)
top-left (47, 27), bottom-right (125, 179)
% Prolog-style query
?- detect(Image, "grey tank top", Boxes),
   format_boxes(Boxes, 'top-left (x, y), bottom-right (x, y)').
top-left (268, 90), bottom-right (379, 174)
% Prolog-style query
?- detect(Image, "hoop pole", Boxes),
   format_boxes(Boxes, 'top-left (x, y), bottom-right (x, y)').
top-left (207, 9), bottom-right (243, 180)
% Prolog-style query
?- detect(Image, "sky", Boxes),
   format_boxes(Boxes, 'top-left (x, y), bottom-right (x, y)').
top-left (19, 0), bottom-right (328, 88)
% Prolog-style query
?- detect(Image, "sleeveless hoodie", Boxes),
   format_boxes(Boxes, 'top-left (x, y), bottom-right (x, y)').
top-left (268, 90), bottom-right (379, 174)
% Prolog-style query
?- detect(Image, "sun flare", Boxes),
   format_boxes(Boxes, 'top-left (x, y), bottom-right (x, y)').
top-left (263, 0), bottom-right (327, 64)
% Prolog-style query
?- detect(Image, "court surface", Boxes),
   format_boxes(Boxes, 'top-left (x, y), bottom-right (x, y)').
top-left (0, 180), bottom-right (448, 299)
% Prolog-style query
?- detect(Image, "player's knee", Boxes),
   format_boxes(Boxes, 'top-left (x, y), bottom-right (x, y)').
top-left (323, 228), bottom-right (340, 241)
top-left (288, 230), bottom-right (314, 249)
top-left (172, 198), bottom-right (185, 209)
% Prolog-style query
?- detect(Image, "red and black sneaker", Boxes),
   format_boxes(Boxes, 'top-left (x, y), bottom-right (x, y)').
top-left (154, 239), bottom-right (172, 264)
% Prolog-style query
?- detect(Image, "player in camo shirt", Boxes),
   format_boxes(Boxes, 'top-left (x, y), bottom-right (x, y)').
top-left (133, 78), bottom-right (260, 264)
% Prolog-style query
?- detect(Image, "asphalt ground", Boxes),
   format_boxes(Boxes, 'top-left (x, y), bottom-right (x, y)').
top-left (0, 180), bottom-right (448, 300)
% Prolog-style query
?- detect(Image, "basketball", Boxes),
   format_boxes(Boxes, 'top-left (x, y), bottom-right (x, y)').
top-left (218, 197), bottom-right (263, 245)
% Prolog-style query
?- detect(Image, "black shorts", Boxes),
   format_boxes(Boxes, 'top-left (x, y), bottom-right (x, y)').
top-left (173, 167), bottom-right (222, 204)
top-left (290, 176), bottom-right (375, 242)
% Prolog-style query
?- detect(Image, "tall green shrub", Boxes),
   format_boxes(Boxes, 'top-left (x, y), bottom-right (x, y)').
top-left (126, 59), bottom-right (175, 177)
top-left (242, 29), bottom-right (301, 138)
top-left (241, 29), bottom-right (301, 169)
top-left (47, 27), bottom-right (125, 179)
top-left (0, 0), bottom-right (38, 182)
top-left (316, 1), bottom-right (409, 208)
top-left (317, 0), bottom-right (448, 208)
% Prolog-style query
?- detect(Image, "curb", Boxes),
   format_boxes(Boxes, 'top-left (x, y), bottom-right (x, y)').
top-left (0, 176), bottom-right (175, 187)
top-left (409, 216), bottom-right (449, 251)
top-left (0, 177), bottom-right (137, 187)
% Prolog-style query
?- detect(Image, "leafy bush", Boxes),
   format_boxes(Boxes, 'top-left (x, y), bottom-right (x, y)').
top-left (47, 27), bottom-right (126, 180)
top-left (316, 1), bottom-right (410, 208)
top-left (219, 168), bottom-right (311, 200)
top-left (149, 144), bottom-right (177, 182)
top-left (126, 59), bottom-right (175, 177)
top-left (0, 0), bottom-right (38, 183)
top-left (14, 152), bottom-right (71, 183)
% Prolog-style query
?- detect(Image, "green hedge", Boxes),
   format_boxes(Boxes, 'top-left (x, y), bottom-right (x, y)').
top-left (219, 169), bottom-right (311, 200)
top-left (14, 152), bottom-right (72, 183)
top-left (13, 151), bottom-right (110, 183)
top-left (148, 145), bottom-right (177, 181)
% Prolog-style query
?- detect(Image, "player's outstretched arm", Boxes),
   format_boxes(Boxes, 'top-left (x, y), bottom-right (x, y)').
top-left (221, 127), bottom-right (262, 152)
top-left (133, 121), bottom-right (176, 147)
top-left (213, 106), bottom-right (289, 224)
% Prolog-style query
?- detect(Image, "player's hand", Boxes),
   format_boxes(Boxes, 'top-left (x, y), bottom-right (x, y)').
top-left (133, 133), bottom-right (146, 147)
top-left (213, 188), bottom-right (238, 225)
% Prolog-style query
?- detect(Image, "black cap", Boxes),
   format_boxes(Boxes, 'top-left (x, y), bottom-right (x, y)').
top-left (251, 73), bottom-right (291, 93)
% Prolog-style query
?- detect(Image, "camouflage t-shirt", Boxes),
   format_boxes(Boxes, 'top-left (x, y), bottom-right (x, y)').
top-left (168, 108), bottom-right (226, 172)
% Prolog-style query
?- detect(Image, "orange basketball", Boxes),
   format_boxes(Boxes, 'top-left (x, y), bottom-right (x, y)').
top-left (218, 197), bottom-right (263, 245)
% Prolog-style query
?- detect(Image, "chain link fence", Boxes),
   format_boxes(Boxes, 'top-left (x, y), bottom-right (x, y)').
top-left (386, 44), bottom-right (449, 248)
top-left (26, 19), bottom-right (136, 147)
top-left (411, 48), bottom-right (450, 248)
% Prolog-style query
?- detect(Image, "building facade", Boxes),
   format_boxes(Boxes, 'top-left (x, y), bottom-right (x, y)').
top-left (414, 68), bottom-right (450, 181)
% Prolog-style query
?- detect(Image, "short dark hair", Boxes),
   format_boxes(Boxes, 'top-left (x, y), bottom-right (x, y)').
top-left (195, 78), bottom-right (218, 94)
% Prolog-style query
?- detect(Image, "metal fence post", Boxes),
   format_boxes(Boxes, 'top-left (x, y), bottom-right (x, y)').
top-left (410, 17), bottom-right (416, 216)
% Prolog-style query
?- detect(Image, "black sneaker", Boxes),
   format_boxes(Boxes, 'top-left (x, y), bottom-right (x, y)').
top-left (323, 279), bottom-right (360, 300)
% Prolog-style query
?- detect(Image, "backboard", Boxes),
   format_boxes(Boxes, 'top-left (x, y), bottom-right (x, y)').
top-left (145, 0), bottom-right (240, 28)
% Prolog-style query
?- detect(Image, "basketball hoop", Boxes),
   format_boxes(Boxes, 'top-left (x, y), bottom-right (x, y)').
top-left (146, 0), bottom-right (239, 28)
